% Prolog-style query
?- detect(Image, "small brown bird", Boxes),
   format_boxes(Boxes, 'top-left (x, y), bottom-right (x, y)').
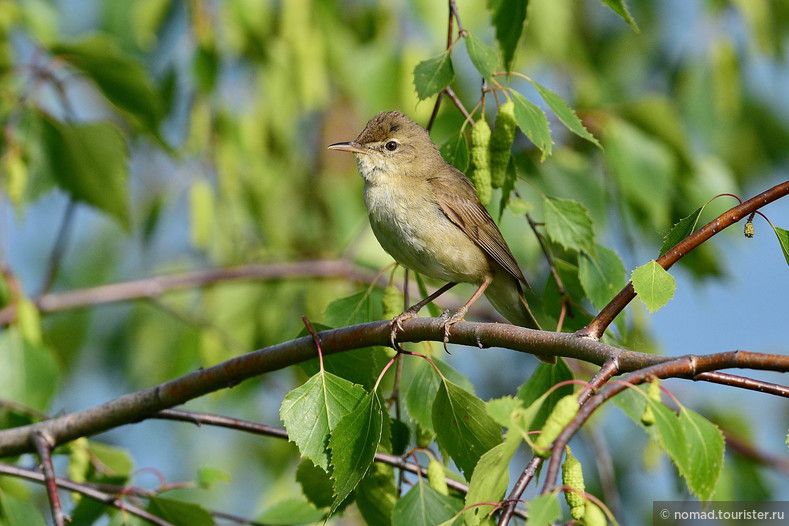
top-left (329, 110), bottom-right (541, 349)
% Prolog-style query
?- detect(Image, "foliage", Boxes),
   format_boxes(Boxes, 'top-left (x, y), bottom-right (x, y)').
top-left (0, 0), bottom-right (788, 524)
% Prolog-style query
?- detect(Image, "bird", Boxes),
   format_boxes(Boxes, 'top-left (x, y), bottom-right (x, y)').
top-left (328, 110), bottom-right (543, 353)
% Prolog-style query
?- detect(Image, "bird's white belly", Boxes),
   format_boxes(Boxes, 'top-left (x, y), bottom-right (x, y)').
top-left (363, 180), bottom-right (489, 283)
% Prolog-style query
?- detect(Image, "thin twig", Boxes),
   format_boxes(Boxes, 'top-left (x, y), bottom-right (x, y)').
top-left (39, 199), bottom-right (76, 295)
top-left (32, 431), bottom-right (67, 526)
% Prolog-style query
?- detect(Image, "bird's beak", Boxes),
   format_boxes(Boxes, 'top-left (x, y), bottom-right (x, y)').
top-left (328, 141), bottom-right (368, 154)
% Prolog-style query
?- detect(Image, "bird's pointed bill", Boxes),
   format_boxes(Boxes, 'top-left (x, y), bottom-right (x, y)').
top-left (328, 141), bottom-right (368, 154)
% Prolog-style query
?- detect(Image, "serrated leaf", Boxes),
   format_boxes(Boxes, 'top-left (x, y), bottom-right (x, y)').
top-left (772, 226), bottom-right (789, 266)
top-left (542, 197), bottom-right (596, 255)
top-left (433, 379), bottom-right (503, 478)
top-left (38, 113), bottom-right (130, 228)
top-left (465, 31), bottom-right (498, 80)
top-left (324, 288), bottom-right (384, 327)
top-left (529, 80), bottom-right (601, 148)
top-left (678, 407), bottom-right (724, 501)
top-left (50, 34), bottom-right (164, 136)
top-left (392, 477), bottom-right (463, 526)
top-left (413, 50), bottom-right (454, 100)
top-left (280, 372), bottom-right (367, 470)
top-left (356, 463), bottom-right (398, 526)
top-left (578, 245), bottom-right (627, 310)
top-left (510, 91), bottom-right (552, 159)
top-left (147, 496), bottom-right (213, 526)
top-left (601, 0), bottom-right (639, 32)
top-left (464, 433), bottom-right (520, 525)
top-left (405, 358), bottom-right (475, 434)
top-left (631, 260), bottom-right (676, 313)
top-left (525, 493), bottom-right (561, 526)
top-left (329, 392), bottom-right (384, 514)
top-left (659, 207), bottom-right (703, 256)
top-left (488, 0), bottom-right (528, 72)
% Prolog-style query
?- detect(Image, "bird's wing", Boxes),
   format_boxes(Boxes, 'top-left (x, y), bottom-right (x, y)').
top-left (429, 169), bottom-right (529, 286)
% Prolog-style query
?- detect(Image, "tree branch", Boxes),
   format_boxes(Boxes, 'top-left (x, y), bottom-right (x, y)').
top-left (580, 179), bottom-right (789, 339)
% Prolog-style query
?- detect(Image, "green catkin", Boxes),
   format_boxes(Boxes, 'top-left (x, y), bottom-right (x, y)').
top-left (562, 447), bottom-right (586, 521)
top-left (641, 377), bottom-right (661, 426)
top-left (562, 446), bottom-right (586, 521)
top-left (382, 284), bottom-right (402, 320)
top-left (469, 118), bottom-right (492, 205)
top-left (583, 501), bottom-right (607, 526)
top-left (426, 459), bottom-right (449, 496)
top-left (489, 100), bottom-right (517, 188)
top-left (534, 393), bottom-right (579, 457)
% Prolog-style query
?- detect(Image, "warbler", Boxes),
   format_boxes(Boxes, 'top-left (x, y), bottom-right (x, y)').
top-left (329, 111), bottom-right (542, 350)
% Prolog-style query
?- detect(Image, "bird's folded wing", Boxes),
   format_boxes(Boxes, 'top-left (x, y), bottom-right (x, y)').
top-left (430, 171), bottom-right (529, 286)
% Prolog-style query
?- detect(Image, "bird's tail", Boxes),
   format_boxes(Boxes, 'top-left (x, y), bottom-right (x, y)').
top-left (484, 274), bottom-right (555, 364)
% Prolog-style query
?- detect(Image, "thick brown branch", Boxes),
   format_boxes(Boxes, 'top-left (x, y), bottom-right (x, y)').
top-left (0, 317), bottom-right (786, 458)
top-left (581, 180), bottom-right (789, 338)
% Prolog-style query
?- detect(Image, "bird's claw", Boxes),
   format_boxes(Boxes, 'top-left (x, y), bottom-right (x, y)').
top-left (389, 310), bottom-right (417, 352)
top-left (440, 309), bottom-right (467, 354)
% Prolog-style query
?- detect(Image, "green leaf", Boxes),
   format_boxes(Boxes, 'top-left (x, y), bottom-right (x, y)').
top-left (578, 245), bottom-right (627, 310)
top-left (465, 32), bottom-right (498, 80)
top-left (0, 328), bottom-right (60, 411)
top-left (147, 496), bottom-right (213, 526)
top-left (413, 50), bottom-right (454, 100)
top-left (392, 477), bottom-right (463, 526)
top-left (525, 493), bottom-right (561, 526)
top-left (678, 407), bottom-right (725, 501)
top-left (404, 358), bottom-right (475, 434)
top-left (257, 497), bottom-right (326, 524)
top-left (542, 197), bottom-right (596, 255)
top-left (488, 0), bottom-right (528, 72)
top-left (280, 372), bottom-right (367, 470)
top-left (529, 80), bottom-right (601, 148)
top-left (510, 91), bottom-right (552, 159)
top-left (432, 379), bottom-right (503, 478)
top-left (772, 226), bottom-right (789, 266)
top-left (631, 260), bottom-right (676, 313)
top-left (329, 392), bottom-right (384, 514)
top-left (0, 491), bottom-right (47, 526)
top-left (50, 34), bottom-right (164, 136)
top-left (440, 128), bottom-right (469, 173)
top-left (324, 289), bottom-right (384, 327)
top-left (516, 359), bottom-right (574, 432)
top-left (356, 463), bottom-right (398, 526)
top-left (38, 113), bottom-right (130, 228)
top-left (464, 433), bottom-right (520, 525)
top-left (600, 0), bottom-right (639, 32)
top-left (659, 207), bottom-right (703, 256)
top-left (296, 459), bottom-right (334, 509)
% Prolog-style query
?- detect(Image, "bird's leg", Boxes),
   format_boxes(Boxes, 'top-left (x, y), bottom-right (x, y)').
top-left (441, 276), bottom-right (493, 352)
top-left (390, 282), bottom-right (458, 351)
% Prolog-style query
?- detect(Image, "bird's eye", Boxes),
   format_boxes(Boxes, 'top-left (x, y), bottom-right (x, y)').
top-left (385, 140), bottom-right (399, 151)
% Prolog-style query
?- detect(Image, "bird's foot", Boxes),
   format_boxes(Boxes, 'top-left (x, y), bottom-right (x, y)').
top-left (440, 307), bottom-right (468, 353)
top-left (389, 309), bottom-right (418, 352)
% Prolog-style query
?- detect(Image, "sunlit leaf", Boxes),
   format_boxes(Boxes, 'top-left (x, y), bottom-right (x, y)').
top-left (329, 392), bottom-right (384, 513)
top-left (413, 50), bottom-right (454, 100)
top-left (510, 91), bottom-right (552, 158)
top-left (542, 197), bottom-right (596, 255)
top-left (529, 80), bottom-right (601, 148)
top-left (465, 31), bottom-right (498, 80)
top-left (631, 260), bottom-right (676, 313)
top-left (660, 207), bottom-right (703, 256)
top-left (772, 226), bottom-right (789, 266)
top-left (392, 476), bottom-right (462, 526)
top-left (578, 245), bottom-right (627, 310)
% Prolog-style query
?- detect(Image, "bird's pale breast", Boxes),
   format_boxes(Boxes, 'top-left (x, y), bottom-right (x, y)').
top-left (363, 177), bottom-right (491, 283)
